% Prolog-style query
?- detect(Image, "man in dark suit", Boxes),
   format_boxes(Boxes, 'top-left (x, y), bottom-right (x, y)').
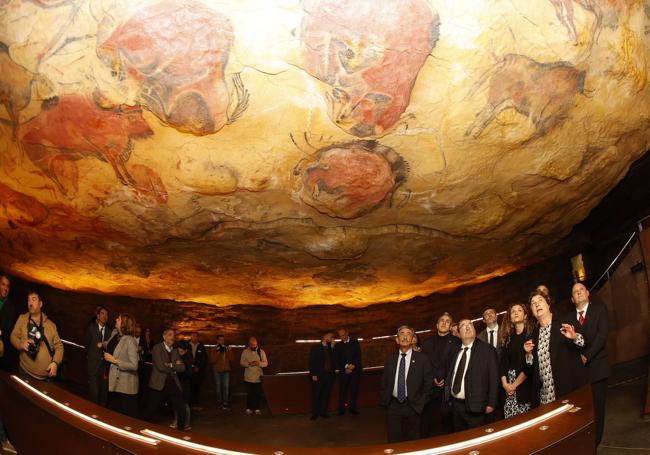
top-left (83, 305), bottom-right (110, 406)
top-left (421, 312), bottom-right (460, 436)
top-left (334, 328), bottom-right (362, 415)
top-left (0, 273), bottom-right (18, 373)
top-left (444, 319), bottom-right (499, 432)
top-left (571, 282), bottom-right (609, 447)
top-left (189, 332), bottom-right (208, 408)
top-left (309, 331), bottom-right (335, 420)
top-left (380, 325), bottom-right (433, 443)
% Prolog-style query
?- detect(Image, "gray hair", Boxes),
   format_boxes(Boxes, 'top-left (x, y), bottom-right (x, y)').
top-left (396, 325), bottom-right (415, 336)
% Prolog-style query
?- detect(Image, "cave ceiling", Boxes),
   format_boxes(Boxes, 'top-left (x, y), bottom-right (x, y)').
top-left (1, 0), bottom-right (650, 308)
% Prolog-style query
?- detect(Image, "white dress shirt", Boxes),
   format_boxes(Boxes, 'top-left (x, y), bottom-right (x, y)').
top-left (392, 348), bottom-right (413, 399)
top-left (576, 302), bottom-right (589, 321)
top-left (451, 341), bottom-right (473, 400)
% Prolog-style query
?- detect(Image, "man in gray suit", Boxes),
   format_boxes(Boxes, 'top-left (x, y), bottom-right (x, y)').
top-left (143, 328), bottom-right (188, 430)
top-left (84, 305), bottom-right (110, 406)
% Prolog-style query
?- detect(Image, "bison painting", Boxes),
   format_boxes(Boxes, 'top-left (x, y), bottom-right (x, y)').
top-left (465, 54), bottom-right (587, 143)
top-left (97, 1), bottom-right (248, 136)
top-left (295, 140), bottom-right (407, 219)
top-left (18, 94), bottom-right (153, 196)
top-left (300, 0), bottom-right (439, 138)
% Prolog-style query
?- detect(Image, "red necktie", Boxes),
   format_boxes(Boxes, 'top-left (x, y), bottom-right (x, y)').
top-left (578, 311), bottom-right (585, 326)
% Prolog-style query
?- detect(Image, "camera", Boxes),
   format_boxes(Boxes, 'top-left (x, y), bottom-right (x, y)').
top-left (27, 327), bottom-right (43, 359)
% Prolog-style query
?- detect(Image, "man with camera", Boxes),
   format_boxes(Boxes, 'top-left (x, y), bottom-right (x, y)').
top-left (10, 290), bottom-right (64, 380)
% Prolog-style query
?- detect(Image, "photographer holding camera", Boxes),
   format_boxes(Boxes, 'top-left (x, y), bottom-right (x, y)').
top-left (10, 290), bottom-right (64, 381)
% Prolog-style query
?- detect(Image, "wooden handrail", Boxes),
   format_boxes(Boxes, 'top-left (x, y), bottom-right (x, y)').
top-left (0, 370), bottom-right (595, 454)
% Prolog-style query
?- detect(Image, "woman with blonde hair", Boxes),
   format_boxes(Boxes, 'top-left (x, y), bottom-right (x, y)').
top-left (498, 302), bottom-right (535, 418)
top-left (104, 313), bottom-right (139, 417)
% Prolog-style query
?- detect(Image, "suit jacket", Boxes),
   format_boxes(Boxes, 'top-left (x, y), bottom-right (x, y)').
top-left (333, 338), bottom-right (362, 373)
top-left (444, 338), bottom-right (499, 413)
top-left (108, 335), bottom-right (139, 394)
top-left (527, 314), bottom-right (588, 407)
top-left (84, 321), bottom-right (111, 375)
top-left (478, 326), bottom-right (503, 357)
top-left (0, 297), bottom-right (18, 370)
top-left (148, 342), bottom-right (185, 391)
top-left (380, 350), bottom-right (433, 414)
top-left (309, 343), bottom-right (335, 379)
top-left (190, 342), bottom-right (208, 372)
top-left (573, 302), bottom-right (610, 382)
top-left (421, 332), bottom-right (460, 399)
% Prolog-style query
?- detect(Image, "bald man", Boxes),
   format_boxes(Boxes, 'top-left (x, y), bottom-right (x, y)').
top-left (571, 282), bottom-right (609, 447)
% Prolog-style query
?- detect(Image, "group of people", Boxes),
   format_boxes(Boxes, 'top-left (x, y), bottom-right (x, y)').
top-left (0, 272), bottom-right (271, 440)
top-left (0, 270), bottom-right (610, 449)
top-left (378, 282), bottom-right (609, 447)
top-left (308, 328), bottom-right (362, 419)
top-left (83, 305), bottom-right (270, 428)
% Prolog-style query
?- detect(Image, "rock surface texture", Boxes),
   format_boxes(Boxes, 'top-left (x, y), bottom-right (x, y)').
top-left (0, 0), bottom-right (649, 308)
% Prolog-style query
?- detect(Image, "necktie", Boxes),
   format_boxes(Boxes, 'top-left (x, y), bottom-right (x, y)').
top-left (452, 347), bottom-right (468, 396)
top-left (100, 326), bottom-right (105, 341)
top-left (578, 311), bottom-right (585, 326)
top-left (397, 353), bottom-right (407, 402)
top-left (488, 330), bottom-right (494, 347)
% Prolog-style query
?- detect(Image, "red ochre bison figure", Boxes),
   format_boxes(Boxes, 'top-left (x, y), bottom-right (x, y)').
top-left (18, 94), bottom-right (153, 196)
top-left (97, 1), bottom-right (248, 136)
top-left (465, 53), bottom-right (587, 143)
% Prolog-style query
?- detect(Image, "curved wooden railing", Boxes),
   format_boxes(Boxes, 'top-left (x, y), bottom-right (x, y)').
top-left (0, 370), bottom-right (594, 454)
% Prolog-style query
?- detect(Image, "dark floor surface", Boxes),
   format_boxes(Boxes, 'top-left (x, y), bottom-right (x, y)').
top-left (2, 358), bottom-right (649, 453)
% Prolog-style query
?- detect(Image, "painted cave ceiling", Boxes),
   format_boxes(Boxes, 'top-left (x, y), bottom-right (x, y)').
top-left (1, 0), bottom-right (649, 308)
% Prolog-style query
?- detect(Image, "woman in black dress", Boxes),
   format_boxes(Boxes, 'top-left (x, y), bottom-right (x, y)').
top-left (498, 302), bottom-right (535, 418)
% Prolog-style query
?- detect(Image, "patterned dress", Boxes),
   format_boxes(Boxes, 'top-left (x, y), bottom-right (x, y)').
top-left (501, 330), bottom-right (532, 418)
top-left (537, 324), bottom-right (556, 405)
top-left (534, 322), bottom-right (585, 405)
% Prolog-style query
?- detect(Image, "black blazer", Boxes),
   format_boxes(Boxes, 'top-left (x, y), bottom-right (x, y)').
top-left (83, 321), bottom-right (111, 375)
top-left (334, 338), bottom-right (362, 372)
top-left (478, 327), bottom-right (503, 358)
top-left (380, 350), bottom-right (433, 414)
top-left (572, 302), bottom-right (610, 382)
top-left (444, 338), bottom-right (499, 413)
top-left (422, 333), bottom-right (460, 380)
top-left (309, 343), bottom-right (335, 379)
top-left (0, 297), bottom-right (18, 370)
top-left (528, 315), bottom-right (588, 407)
top-left (190, 342), bottom-right (208, 371)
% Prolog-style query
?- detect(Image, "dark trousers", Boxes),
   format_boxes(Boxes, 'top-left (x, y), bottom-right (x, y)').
top-left (109, 392), bottom-right (139, 419)
top-left (190, 371), bottom-right (205, 405)
top-left (386, 398), bottom-right (421, 443)
top-left (421, 394), bottom-right (453, 437)
top-left (88, 368), bottom-right (108, 407)
top-left (338, 372), bottom-right (360, 413)
top-left (592, 379), bottom-right (607, 446)
top-left (245, 381), bottom-right (262, 410)
top-left (144, 381), bottom-right (186, 429)
top-left (311, 375), bottom-right (333, 417)
top-left (451, 398), bottom-right (486, 432)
